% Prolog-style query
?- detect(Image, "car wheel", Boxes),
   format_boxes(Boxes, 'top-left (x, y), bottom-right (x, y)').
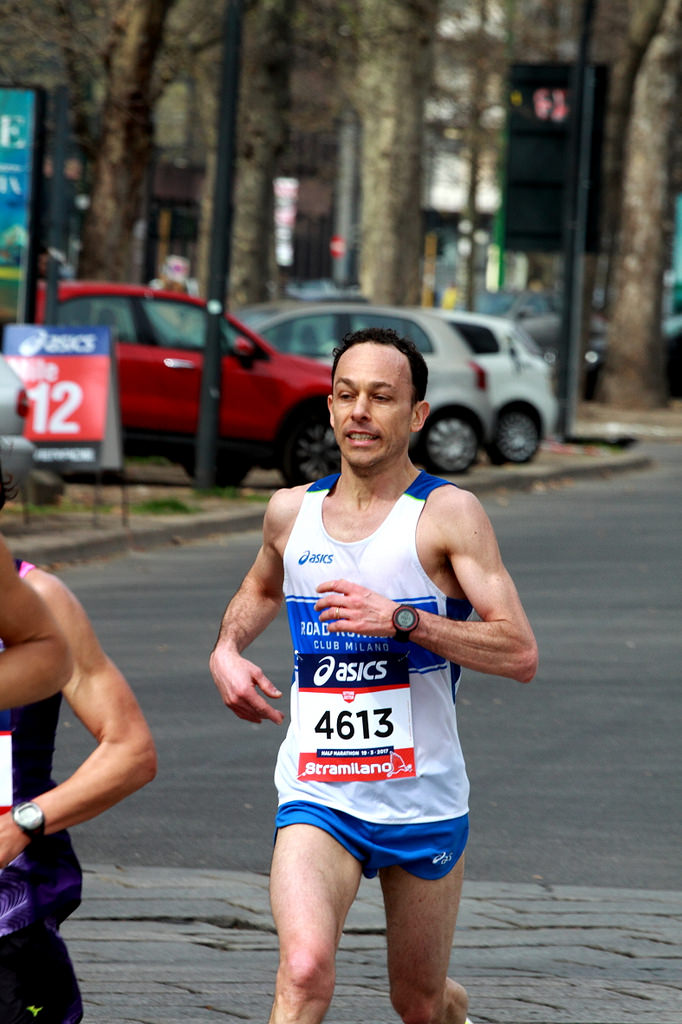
top-left (419, 411), bottom-right (479, 474)
top-left (281, 413), bottom-right (340, 485)
top-left (487, 408), bottom-right (540, 464)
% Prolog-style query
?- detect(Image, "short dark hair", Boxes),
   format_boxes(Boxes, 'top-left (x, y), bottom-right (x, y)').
top-left (331, 327), bottom-right (428, 403)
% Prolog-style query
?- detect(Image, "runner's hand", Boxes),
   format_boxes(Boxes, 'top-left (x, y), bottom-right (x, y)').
top-left (210, 647), bottom-right (284, 725)
top-left (315, 578), bottom-right (396, 637)
top-left (0, 813), bottom-right (30, 869)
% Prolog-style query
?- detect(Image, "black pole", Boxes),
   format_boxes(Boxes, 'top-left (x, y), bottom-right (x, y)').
top-left (44, 85), bottom-right (69, 325)
top-left (556, 0), bottom-right (596, 439)
top-left (194, 0), bottom-right (243, 488)
top-left (22, 87), bottom-right (46, 324)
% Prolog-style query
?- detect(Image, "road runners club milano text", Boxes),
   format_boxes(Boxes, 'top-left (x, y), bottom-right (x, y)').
top-left (299, 619), bottom-right (390, 652)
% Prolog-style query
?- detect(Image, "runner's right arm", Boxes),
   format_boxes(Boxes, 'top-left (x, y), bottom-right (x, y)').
top-left (209, 487), bottom-right (304, 725)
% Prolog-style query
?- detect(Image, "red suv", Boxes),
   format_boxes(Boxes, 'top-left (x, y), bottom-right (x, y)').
top-left (34, 282), bottom-right (337, 486)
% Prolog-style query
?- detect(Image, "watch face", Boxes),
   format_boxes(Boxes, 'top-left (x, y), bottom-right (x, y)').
top-left (394, 606), bottom-right (418, 631)
top-left (14, 802), bottom-right (44, 831)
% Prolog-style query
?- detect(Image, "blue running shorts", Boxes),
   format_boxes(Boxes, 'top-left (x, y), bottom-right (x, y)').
top-left (275, 800), bottom-right (469, 880)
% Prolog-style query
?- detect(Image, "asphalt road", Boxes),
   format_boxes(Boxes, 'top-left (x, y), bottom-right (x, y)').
top-left (52, 442), bottom-right (681, 890)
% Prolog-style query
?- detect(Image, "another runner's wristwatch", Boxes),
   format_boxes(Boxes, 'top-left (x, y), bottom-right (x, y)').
top-left (11, 801), bottom-right (45, 840)
top-left (392, 605), bottom-right (420, 642)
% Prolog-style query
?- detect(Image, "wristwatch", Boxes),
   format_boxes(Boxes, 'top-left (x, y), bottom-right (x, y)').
top-left (11, 801), bottom-right (45, 840)
top-left (392, 605), bottom-right (420, 642)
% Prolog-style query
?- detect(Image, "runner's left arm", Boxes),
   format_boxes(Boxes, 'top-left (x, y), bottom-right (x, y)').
top-left (316, 487), bottom-right (537, 683)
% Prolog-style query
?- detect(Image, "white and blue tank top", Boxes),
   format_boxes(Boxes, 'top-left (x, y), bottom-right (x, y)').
top-left (276, 471), bottom-right (472, 825)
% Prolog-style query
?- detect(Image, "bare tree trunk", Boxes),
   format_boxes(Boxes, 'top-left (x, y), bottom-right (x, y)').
top-left (229, 0), bottom-right (295, 307)
top-left (194, 43), bottom-right (220, 297)
top-left (599, 0), bottom-right (667, 308)
top-left (79, 0), bottom-right (175, 280)
top-left (600, 0), bottom-right (682, 408)
top-left (354, 0), bottom-right (438, 305)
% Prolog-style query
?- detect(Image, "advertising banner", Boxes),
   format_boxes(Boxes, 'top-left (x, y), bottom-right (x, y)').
top-left (2, 323), bottom-right (123, 473)
top-left (0, 88), bottom-right (41, 324)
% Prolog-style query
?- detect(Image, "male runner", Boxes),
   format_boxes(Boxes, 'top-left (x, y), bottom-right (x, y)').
top-left (210, 327), bottom-right (537, 1024)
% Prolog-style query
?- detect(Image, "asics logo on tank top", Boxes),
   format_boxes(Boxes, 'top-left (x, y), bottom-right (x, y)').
top-left (312, 655), bottom-right (389, 686)
top-left (298, 550), bottom-right (334, 565)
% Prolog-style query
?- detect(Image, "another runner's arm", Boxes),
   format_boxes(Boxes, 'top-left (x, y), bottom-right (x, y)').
top-left (0, 568), bottom-right (156, 867)
top-left (209, 488), bottom-right (302, 724)
top-left (0, 536), bottom-right (73, 708)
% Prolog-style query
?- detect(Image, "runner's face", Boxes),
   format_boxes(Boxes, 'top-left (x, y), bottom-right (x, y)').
top-left (328, 343), bottom-right (428, 470)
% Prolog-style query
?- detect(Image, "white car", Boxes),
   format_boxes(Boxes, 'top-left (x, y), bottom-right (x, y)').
top-left (0, 354), bottom-right (35, 492)
top-left (424, 309), bottom-right (559, 463)
top-left (236, 301), bottom-right (495, 473)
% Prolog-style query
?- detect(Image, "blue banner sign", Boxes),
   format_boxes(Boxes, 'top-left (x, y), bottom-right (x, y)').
top-left (0, 88), bottom-right (39, 325)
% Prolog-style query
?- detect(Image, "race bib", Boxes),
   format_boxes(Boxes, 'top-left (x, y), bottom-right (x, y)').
top-left (296, 651), bottom-right (416, 782)
top-left (0, 709), bottom-right (12, 814)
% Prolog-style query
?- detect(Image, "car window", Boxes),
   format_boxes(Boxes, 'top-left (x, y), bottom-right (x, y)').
top-left (56, 296), bottom-right (136, 343)
top-left (449, 322), bottom-right (499, 355)
top-left (346, 312), bottom-right (433, 354)
top-left (141, 297), bottom-right (207, 350)
top-left (261, 314), bottom-right (337, 358)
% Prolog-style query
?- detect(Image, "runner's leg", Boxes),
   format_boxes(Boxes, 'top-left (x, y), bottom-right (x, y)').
top-left (268, 823), bottom-right (363, 1024)
top-left (380, 854), bottom-right (468, 1024)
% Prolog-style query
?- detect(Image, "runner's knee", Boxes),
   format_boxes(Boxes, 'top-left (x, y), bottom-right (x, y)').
top-left (391, 988), bottom-right (438, 1024)
top-left (390, 976), bottom-right (468, 1024)
top-left (278, 946), bottom-right (336, 1008)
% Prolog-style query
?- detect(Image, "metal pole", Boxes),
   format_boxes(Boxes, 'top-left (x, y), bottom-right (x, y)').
top-left (22, 88), bottom-right (46, 325)
top-left (556, 0), bottom-right (596, 439)
top-left (194, 0), bottom-right (243, 489)
top-left (44, 85), bottom-right (69, 325)
top-left (493, 0), bottom-right (517, 291)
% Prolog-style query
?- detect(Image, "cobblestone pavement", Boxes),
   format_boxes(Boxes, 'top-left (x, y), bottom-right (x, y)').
top-left (63, 865), bottom-right (682, 1024)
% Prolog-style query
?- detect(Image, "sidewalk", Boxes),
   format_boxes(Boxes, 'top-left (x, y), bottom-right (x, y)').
top-left (63, 864), bottom-right (682, 1023)
top-left (4, 400), bottom-right (680, 568)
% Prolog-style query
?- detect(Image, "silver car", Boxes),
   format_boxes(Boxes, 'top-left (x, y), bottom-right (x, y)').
top-left (0, 354), bottom-right (35, 492)
top-left (423, 309), bottom-right (559, 463)
top-left (236, 301), bottom-right (495, 473)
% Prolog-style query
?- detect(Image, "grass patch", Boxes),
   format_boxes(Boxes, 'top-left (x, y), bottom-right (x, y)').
top-left (192, 485), bottom-right (269, 502)
top-left (193, 485), bottom-right (240, 499)
top-left (125, 455), bottom-right (174, 467)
